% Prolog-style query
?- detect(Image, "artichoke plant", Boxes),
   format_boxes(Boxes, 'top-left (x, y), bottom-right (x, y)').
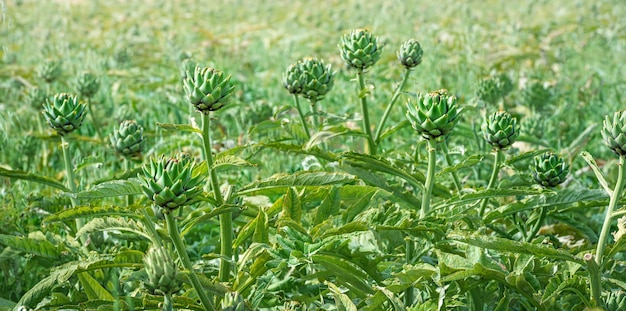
top-left (75, 71), bottom-right (100, 99)
top-left (299, 58), bottom-right (334, 102)
top-left (183, 66), bottom-right (235, 114)
top-left (222, 291), bottom-right (248, 311)
top-left (143, 246), bottom-right (180, 295)
top-left (339, 28), bottom-right (383, 71)
top-left (531, 152), bottom-right (569, 188)
top-left (482, 111), bottom-right (519, 150)
top-left (476, 73), bottom-right (513, 105)
top-left (397, 39), bottom-right (423, 69)
top-left (139, 154), bottom-right (205, 212)
top-left (110, 120), bottom-right (145, 157)
top-left (42, 93), bottom-right (87, 136)
top-left (282, 62), bottom-right (305, 95)
top-left (601, 110), bottom-right (626, 157)
top-left (26, 87), bottom-right (47, 110)
top-left (523, 81), bottom-right (554, 110)
top-left (406, 89), bottom-right (462, 140)
top-left (521, 114), bottom-right (547, 140)
top-left (37, 59), bottom-right (62, 83)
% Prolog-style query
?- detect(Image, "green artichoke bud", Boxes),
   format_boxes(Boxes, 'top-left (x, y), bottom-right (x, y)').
top-left (339, 29), bottom-right (383, 71)
top-left (110, 120), bottom-right (145, 157)
top-left (42, 93), bottom-right (87, 135)
top-left (476, 73), bottom-right (513, 105)
top-left (180, 58), bottom-right (197, 80)
top-left (222, 291), bottom-right (248, 311)
top-left (406, 89), bottom-right (462, 140)
top-left (37, 59), bottom-right (62, 83)
top-left (282, 62), bottom-right (305, 95)
top-left (25, 87), bottom-right (47, 110)
top-left (482, 111), bottom-right (519, 150)
top-left (183, 66), bottom-right (235, 114)
top-left (139, 154), bottom-right (205, 212)
top-left (143, 246), bottom-right (180, 295)
top-left (606, 290), bottom-right (626, 311)
top-left (522, 81), bottom-right (554, 110)
top-left (530, 152), bottom-right (569, 188)
top-left (75, 71), bottom-right (100, 98)
top-left (520, 114), bottom-right (546, 140)
top-left (299, 58), bottom-right (334, 102)
top-left (397, 39), bottom-right (423, 69)
top-left (601, 110), bottom-right (626, 157)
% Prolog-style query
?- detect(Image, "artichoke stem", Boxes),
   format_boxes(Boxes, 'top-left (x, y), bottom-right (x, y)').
top-left (125, 159), bottom-right (134, 206)
top-left (404, 237), bottom-right (414, 306)
top-left (440, 139), bottom-right (462, 192)
top-left (165, 213), bottom-right (215, 311)
top-left (374, 68), bottom-right (412, 145)
top-left (310, 99), bottom-right (320, 130)
top-left (525, 205), bottom-right (547, 242)
top-left (61, 135), bottom-right (85, 243)
top-left (86, 97), bottom-right (104, 140)
top-left (585, 254), bottom-right (602, 307)
top-left (292, 95), bottom-right (311, 140)
top-left (356, 71), bottom-right (376, 155)
top-left (420, 140), bottom-right (436, 218)
top-left (479, 150), bottom-right (502, 217)
top-left (141, 208), bottom-right (163, 247)
top-left (163, 293), bottom-right (173, 311)
top-left (595, 156), bottom-right (625, 267)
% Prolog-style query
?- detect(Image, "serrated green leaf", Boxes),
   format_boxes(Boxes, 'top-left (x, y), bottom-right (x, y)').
top-left (343, 189), bottom-right (377, 223)
top-left (314, 186), bottom-right (339, 226)
top-left (326, 281), bottom-right (358, 311)
top-left (237, 171), bottom-right (356, 196)
top-left (75, 179), bottom-right (142, 199)
top-left (317, 222), bottom-right (369, 240)
top-left (156, 122), bottom-right (202, 133)
top-left (312, 253), bottom-right (375, 298)
top-left (581, 151), bottom-right (612, 195)
top-left (305, 127), bottom-right (367, 150)
top-left (213, 154), bottom-right (256, 172)
top-left (77, 272), bottom-right (114, 301)
top-left (252, 142), bottom-right (338, 161)
top-left (437, 154), bottom-right (484, 177)
top-left (253, 208), bottom-right (269, 244)
top-left (0, 234), bottom-right (62, 259)
top-left (0, 167), bottom-right (69, 191)
top-left (77, 217), bottom-right (152, 242)
top-left (44, 205), bottom-right (140, 223)
top-left (282, 187), bottom-right (302, 224)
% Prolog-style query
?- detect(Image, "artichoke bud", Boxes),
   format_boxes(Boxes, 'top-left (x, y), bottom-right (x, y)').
top-left (522, 81), bottom-right (554, 110)
top-left (482, 111), bottom-right (519, 150)
top-left (42, 93), bottom-right (87, 135)
top-left (110, 120), bottom-right (145, 157)
top-left (37, 59), bottom-right (63, 83)
top-left (397, 39), bottom-right (423, 69)
top-left (601, 110), bottom-right (626, 157)
top-left (75, 71), bottom-right (100, 98)
top-left (406, 89), bottom-right (461, 140)
top-left (222, 291), bottom-right (248, 311)
top-left (26, 87), bottom-right (47, 110)
top-left (180, 58), bottom-right (197, 80)
top-left (282, 62), bottom-right (306, 95)
top-left (476, 73), bottom-right (513, 105)
top-left (531, 152), bottom-right (569, 188)
top-left (143, 247), bottom-right (180, 295)
top-left (520, 114), bottom-right (546, 139)
top-left (183, 66), bottom-right (235, 114)
top-left (139, 154), bottom-right (205, 211)
top-left (339, 28), bottom-right (383, 71)
top-left (299, 58), bottom-right (334, 102)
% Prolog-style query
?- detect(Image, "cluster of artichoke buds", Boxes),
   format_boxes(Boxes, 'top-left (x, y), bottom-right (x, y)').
top-left (282, 58), bottom-right (334, 102)
top-left (183, 66), bottom-right (236, 114)
top-left (75, 71), bottom-right (100, 99)
top-left (406, 89), bottom-right (462, 140)
top-left (143, 246), bottom-right (180, 295)
top-left (221, 291), bottom-right (249, 311)
top-left (602, 110), bottom-right (626, 157)
top-left (37, 59), bottom-right (63, 83)
top-left (139, 154), bottom-right (205, 212)
top-left (482, 111), bottom-right (519, 150)
top-left (339, 28), bottom-right (382, 71)
top-left (397, 39), bottom-right (423, 69)
top-left (42, 93), bottom-right (87, 136)
top-left (530, 152), bottom-right (569, 188)
top-left (110, 120), bottom-right (145, 157)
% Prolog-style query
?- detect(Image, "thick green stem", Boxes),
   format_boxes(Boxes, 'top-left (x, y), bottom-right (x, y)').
top-left (86, 97), bottom-right (104, 140)
top-left (141, 208), bottom-right (163, 248)
top-left (440, 139), bottom-right (462, 192)
top-left (374, 69), bottom-right (411, 145)
top-left (201, 114), bottom-right (231, 283)
top-left (404, 237), bottom-right (414, 306)
top-left (125, 159), bottom-right (134, 206)
top-left (420, 140), bottom-right (436, 218)
top-left (525, 206), bottom-right (547, 242)
top-left (586, 254), bottom-right (602, 307)
top-left (310, 100), bottom-right (320, 130)
top-left (595, 156), bottom-right (625, 267)
top-left (163, 293), bottom-right (173, 311)
top-left (61, 135), bottom-right (85, 241)
top-left (356, 71), bottom-right (376, 155)
top-left (165, 213), bottom-right (215, 311)
top-left (292, 95), bottom-right (311, 140)
top-left (479, 150), bottom-right (502, 217)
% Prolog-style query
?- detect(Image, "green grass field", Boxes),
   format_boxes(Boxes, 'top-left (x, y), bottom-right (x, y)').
top-left (1, 0), bottom-right (626, 310)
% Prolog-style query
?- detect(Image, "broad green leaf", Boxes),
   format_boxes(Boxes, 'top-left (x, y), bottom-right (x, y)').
top-left (373, 285), bottom-right (406, 311)
top-left (505, 149), bottom-right (550, 167)
top-left (340, 165), bottom-right (421, 209)
top-left (156, 122), bottom-right (201, 133)
top-left (252, 142), bottom-right (338, 161)
top-left (343, 189), bottom-right (378, 223)
top-left (581, 151), bottom-right (612, 194)
top-left (253, 208), bottom-right (269, 244)
top-left (449, 232), bottom-right (584, 265)
top-left (77, 217), bottom-right (152, 242)
top-left (326, 281), bottom-right (358, 311)
top-left (282, 187), bottom-right (302, 224)
top-left (437, 154), bottom-right (484, 177)
top-left (377, 120), bottom-right (411, 143)
top-left (317, 222), bottom-right (369, 240)
top-left (565, 123), bottom-right (597, 158)
top-left (0, 234), bottom-right (61, 259)
top-left (0, 167), bottom-right (69, 191)
top-left (77, 272), bottom-right (115, 301)
top-left (75, 179), bottom-right (142, 199)
top-left (180, 206), bottom-right (240, 237)
top-left (305, 127), bottom-right (367, 150)
top-left (213, 154), bottom-right (256, 172)
top-left (237, 171), bottom-right (357, 196)
top-left (312, 253), bottom-right (375, 298)
top-left (45, 205), bottom-right (140, 223)
top-left (314, 186), bottom-right (339, 226)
